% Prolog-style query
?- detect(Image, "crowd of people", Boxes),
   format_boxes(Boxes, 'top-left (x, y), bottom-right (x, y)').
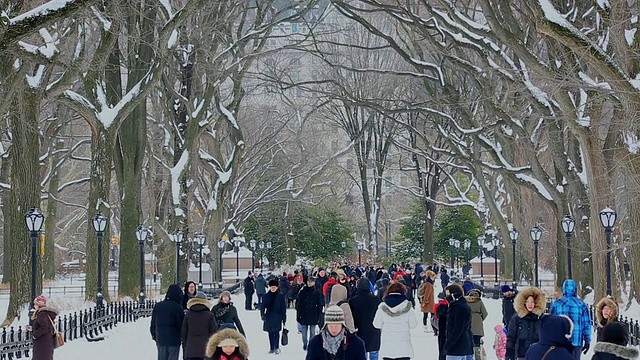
top-left (144, 262), bottom-right (640, 360)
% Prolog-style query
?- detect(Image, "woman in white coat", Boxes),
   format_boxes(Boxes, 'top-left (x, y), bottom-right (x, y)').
top-left (373, 282), bottom-right (418, 360)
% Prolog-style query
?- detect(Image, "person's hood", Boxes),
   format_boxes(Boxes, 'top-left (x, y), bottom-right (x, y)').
top-left (596, 297), bottom-right (619, 327)
top-left (166, 284), bottom-right (183, 303)
top-left (329, 284), bottom-right (348, 304)
top-left (494, 324), bottom-right (504, 333)
top-left (382, 272), bottom-right (390, 280)
top-left (562, 279), bottom-right (578, 297)
top-left (187, 297), bottom-right (212, 311)
top-left (378, 298), bottom-right (412, 317)
top-left (465, 289), bottom-right (482, 303)
top-left (357, 278), bottom-right (371, 293)
top-left (205, 328), bottom-right (250, 358)
top-left (514, 287), bottom-right (546, 317)
top-left (594, 342), bottom-right (639, 360)
top-left (538, 314), bottom-right (574, 348)
top-left (35, 305), bottom-right (59, 316)
top-left (383, 293), bottom-right (407, 308)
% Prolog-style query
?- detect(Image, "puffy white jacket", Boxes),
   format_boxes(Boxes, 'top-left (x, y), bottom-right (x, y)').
top-left (373, 298), bottom-right (418, 359)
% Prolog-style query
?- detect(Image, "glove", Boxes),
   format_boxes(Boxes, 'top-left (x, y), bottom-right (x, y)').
top-left (582, 341), bottom-right (590, 354)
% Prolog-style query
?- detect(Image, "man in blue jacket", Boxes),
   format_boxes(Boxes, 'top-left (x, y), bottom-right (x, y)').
top-left (150, 284), bottom-right (185, 360)
top-left (550, 279), bottom-right (591, 360)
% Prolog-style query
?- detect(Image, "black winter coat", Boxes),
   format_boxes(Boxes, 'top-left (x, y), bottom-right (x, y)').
top-left (296, 285), bottom-right (323, 326)
top-left (262, 290), bottom-right (287, 332)
top-left (349, 289), bottom-right (382, 352)
top-left (502, 293), bottom-right (517, 325)
top-left (507, 312), bottom-right (540, 359)
top-left (436, 303), bottom-right (448, 360)
top-left (592, 342), bottom-right (640, 360)
top-left (443, 296), bottom-right (474, 356)
top-left (150, 284), bottom-right (185, 346)
top-left (243, 276), bottom-right (254, 295)
top-left (279, 276), bottom-right (291, 297)
top-left (181, 298), bottom-right (218, 358)
top-left (315, 275), bottom-right (329, 293)
top-left (305, 331), bottom-right (367, 360)
top-left (211, 302), bottom-right (245, 336)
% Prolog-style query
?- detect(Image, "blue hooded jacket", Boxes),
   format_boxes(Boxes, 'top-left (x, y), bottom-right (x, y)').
top-left (525, 315), bottom-right (574, 360)
top-left (549, 279), bottom-right (591, 346)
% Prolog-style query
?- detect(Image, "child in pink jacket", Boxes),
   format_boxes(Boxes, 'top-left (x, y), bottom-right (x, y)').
top-left (493, 324), bottom-right (507, 360)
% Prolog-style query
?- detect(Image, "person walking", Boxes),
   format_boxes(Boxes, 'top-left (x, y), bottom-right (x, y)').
top-left (592, 322), bottom-right (639, 360)
top-left (349, 278), bottom-right (381, 360)
top-left (506, 287), bottom-right (545, 360)
top-left (243, 271), bottom-right (255, 311)
top-left (466, 289), bottom-right (488, 359)
top-left (151, 284), bottom-right (185, 360)
top-left (417, 270), bottom-right (436, 333)
top-left (296, 276), bottom-right (323, 351)
top-left (29, 295), bottom-right (58, 360)
top-left (440, 269), bottom-right (450, 290)
top-left (306, 305), bottom-right (367, 360)
top-left (549, 279), bottom-right (591, 360)
top-left (255, 273), bottom-right (267, 310)
top-left (263, 278), bottom-right (287, 354)
top-left (595, 297), bottom-right (619, 341)
top-left (329, 283), bottom-right (356, 333)
top-left (524, 315), bottom-right (574, 360)
top-left (183, 281), bottom-right (197, 310)
top-left (443, 284), bottom-right (474, 360)
top-left (279, 272), bottom-right (291, 308)
top-left (205, 328), bottom-right (250, 360)
top-left (182, 291), bottom-right (218, 360)
top-left (501, 285), bottom-right (518, 326)
top-left (373, 282), bottom-right (418, 360)
top-left (211, 291), bottom-right (245, 336)
top-left (434, 296), bottom-right (449, 360)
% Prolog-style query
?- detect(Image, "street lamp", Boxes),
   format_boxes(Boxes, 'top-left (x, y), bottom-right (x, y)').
top-left (530, 226), bottom-right (542, 287)
top-left (152, 244), bottom-right (158, 282)
top-left (561, 215), bottom-right (576, 279)
top-left (491, 237), bottom-right (500, 286)
top-left (357, 243), bottom-right (364, 265)
top-left (194, 233), bottom-right (206, 289)
top-left (92, 212), bottom-right (108, 308)
top-left (448, 238), bottom-right (455, 269)
top-left (599, 208), bottom-right (617, 296)
top-left (509, 228), bottom-right (519, 287)
top-left (463, 239), bottom-right (471, 275)
top-left (172, 230), bottom-right (183, 285)
top-left (233, 236), bottom-right (242, 280)
top-left (454, 239), bottom-right (461, 271)
top-left (25, 208), bottom-right (44, 319)
top-left (249, 239), bottom-right (257, 273)
top-left (477, 236), bottom-right (484, 286)
top-left (266, 241), bottom-right (272, 270)
top-left (259, 241), bottom-right (265, 273)
top-left (217, 238), bottom-right (225, 287)
top-left (135, 225), bottom-right (149, 304)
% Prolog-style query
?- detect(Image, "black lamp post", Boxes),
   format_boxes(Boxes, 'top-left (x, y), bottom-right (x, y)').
top-left (477, 236), bottom-right (484, 286)
top-left (509, 228), bottom-right (519, 287)
top-left (217, 239), bottom-right (225, 287)
top-left (249, 239), bottom-right (256, 273)
top-left (561, 215), bottom-right (576, 279)
top-left (454, 239), bottom-right (461, 271)
top-left (491, 237), bottom-right (500, 286)
top-left (152, 244), bottom-right (158, 282)
top-left (463, 239), bottom-right (471, 275)
top-left (194, 233), bottom-right (206, 289)
top-left (25, 208), bottom-right (44, 319)
top-left (599, 208), bottom-right (617, 296)
top-left (258, 241), bottom-right (265, 273)
top-left (530, 226), bottom-right (542, 287)
top-left (448, 238), bottom-right (455, 269)
top-left (357, 243), bottom-right (364, 265)
top-left (92, 212), bottom-right (108, 308)
top-left (135, 225), bottom-right (149, 304)
top-left (233, 237), bottom-right (242, 280)
top-left (266, 241), bottom-right (272, 270)
top-left (173, 230), bottom-right (183, 285)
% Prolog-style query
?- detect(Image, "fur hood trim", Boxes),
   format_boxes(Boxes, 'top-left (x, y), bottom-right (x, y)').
top-left (596, 297), bottom-right (619, 327)
top-left (187, 297), bottom-right (212, 310)
top-left (466, 289), bottom-right (482, 303)
top-left (31, 305), bottom-right (59, 320)
top-left (594, 342), bottom-right (639, 360)
top-left (378, 300), bottom-right (413, 317)
top-left (514, 287), bottom-right (545, 317)
top-left (205, 328), bottom-right (249, 357)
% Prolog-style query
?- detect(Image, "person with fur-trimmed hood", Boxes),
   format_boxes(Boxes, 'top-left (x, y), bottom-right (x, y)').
top-left (525, 315), bottom-right (575, 360)
top-left (596, 297), bottom-right (619, 341)
top-left (466, 288), bottom-right (488, 359)
top-left (205, 328), bottom-right (250, 360)
top-left (182, 291), bottom-right (218, 360)
top-left (592, 322), bottom-right (639, 360)
top-left (29, 295), bottom-right (58, 360)
top-left (373, 282), bottom-right (418, 359)
top-left (506, 286), bottom-right (545, 360)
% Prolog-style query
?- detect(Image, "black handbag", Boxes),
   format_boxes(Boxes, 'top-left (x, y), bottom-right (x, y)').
top-left (281, 328), bottom-right (289, 346)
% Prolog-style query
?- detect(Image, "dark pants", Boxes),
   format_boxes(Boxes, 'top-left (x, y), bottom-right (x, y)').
top-left (268, 331), bottom-right (280, 351)
top-left (257, 293), bottom-right (264, 309)
top-left (245, 292), bottom-right (254, 310)
top-left (571, 346), bottom-right (582, 360)
top-left (473, 335), bottom-right (482, 347)
top-left (157, 345), bottom-right (180, 360)
top-left (383, 358), bottom-right (410, 360)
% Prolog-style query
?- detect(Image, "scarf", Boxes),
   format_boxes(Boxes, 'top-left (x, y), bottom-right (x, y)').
top-left (214, 302), bottom-right (231, 320)
top-left (321, 327), bottom-right (346, 355)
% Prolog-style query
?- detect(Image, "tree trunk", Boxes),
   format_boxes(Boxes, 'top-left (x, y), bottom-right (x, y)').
top-left (1, 157), bottom-right (11, 284)
top-left (43, 143), bottom-right (61, 280)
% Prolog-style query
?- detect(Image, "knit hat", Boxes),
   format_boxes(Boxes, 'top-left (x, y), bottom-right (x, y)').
top-left (268, 279), bottom-right (278, 287)
top-left (602, 322), bottom-right (629, 346)
top-left (445, 284), bottom-right (464, 300)
top-left (194, 291), bottom-right (207, 299)
top-left (307, 276), bottom-right (316, 283)
top-left (501, 285), bottom-right (512, 293)
top-left (218, 338), bottom-right (239, 347)
top-left (318, 267), bottom-right (325, 272)
top-left (219, 290), bottom-right (231, 301)
top-left (34, 295), bottom-right (47, 307)
top-left (324, 305), bottom-right (345, 325)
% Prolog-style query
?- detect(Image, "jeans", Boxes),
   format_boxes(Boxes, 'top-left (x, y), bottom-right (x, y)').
top-left (571, 346), bottom-right (582, 360)
top-left (157, 345), bottom-right (180, 360)
top-left (300, 324), bottom-right (316, 347)
top-left (446, 356), bottom-right (473, 360)
top-left (368, 351), bottom-right (379, 360)
top-left (257, 294), bottom-right (264, 309)
top-left (268, 331), bottom-right (280, 351)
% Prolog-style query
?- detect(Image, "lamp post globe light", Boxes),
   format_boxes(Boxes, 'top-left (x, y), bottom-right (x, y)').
top-left (172, 230), bottom-right (183, 285)
top-left (509, 228), bottom-right (519, 287)
top-left (249, 239), bottom-right (257, 273)
top-left (477, 237), bottom-right (484, 286)
top-left (560, 215), bottom-right (576, 279)
top-left (529, 226), bottom-right (542, 287)
top-left (491, 237), bottom-right (500, 286)
top-left (599, 208), bottom-right (617, 296)
top-left (448, 238), bottom-right (455, 269)
top-left (357, 243), bottom-right (364, 265)
top-left (217, 239), bottom-right (226, 287)
top-left (91, 212), bottom-right (108, 308)
top-left (194, 233), bottom-right (206, 289)
top-left (135, 225), bottom-right (149, 304)
top-left (258, 241), bottom-right (265, 273)
top-left (25, 208), bottom-right (45, 319)
top-left (463, 239), bottom-right (471, 275)
top-left (233, 236), bottom-right (242, 280)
